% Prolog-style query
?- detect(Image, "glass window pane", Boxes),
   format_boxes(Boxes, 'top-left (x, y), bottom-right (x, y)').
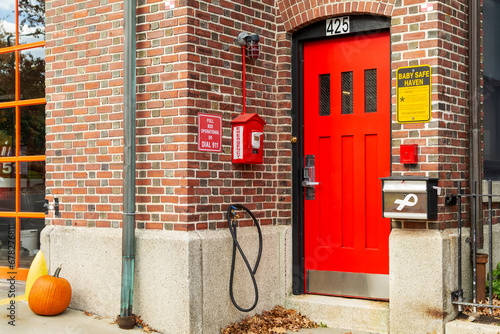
top-left (0, 0), bottom-right (16, 48)
top-left (20, 48), bottom-right (45, 100)
top-left (0, 52), bottom-right (15, 102)
top-left (365, 69), bottom-right (377, 113)
top-left (0, 108), bottom-right (15, 156)
top-left (19, 218), bottom-right (45, 268)
top-left (484, 0), bottom-right (500, 179)
top-left (484, 77), bottom-right (500, 179)
top-left (341, 71), bottom-right (353, 114)
top-left (319, 74), bottom-right (330, 116)
top-left (20, 104), bottom-right (45, 156)
top-left (20, 161), bottom-right (45, 212)
top-left (19, 0), bottom-right (45, 44)
top-left (0, 162), bottom-right (16, 212)
top-left (0, 217), bottom-right (16, 268)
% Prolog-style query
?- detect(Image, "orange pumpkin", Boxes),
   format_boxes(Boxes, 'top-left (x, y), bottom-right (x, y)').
top-left (28, 266), bottom-right (72, 316)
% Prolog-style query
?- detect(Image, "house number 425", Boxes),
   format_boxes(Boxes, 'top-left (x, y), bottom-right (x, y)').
top-left (326, 16), bottom-right (350, 36)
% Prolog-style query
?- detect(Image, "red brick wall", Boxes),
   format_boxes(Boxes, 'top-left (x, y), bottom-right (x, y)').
top-left (275, 0), bottom-right (471, 229)
top-left (45, 0), bottom-right (474, 231)
top-left (277, 0), bottom-right (395, 32)
top-left (45, 0), bottom-right (294, 231)
top-left (390, 0), bottom-right (469, 229)
top-left (45, 0), bottom-right (130, 228)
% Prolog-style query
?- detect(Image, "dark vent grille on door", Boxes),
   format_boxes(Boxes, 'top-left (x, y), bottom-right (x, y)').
top-left (319, 74), bottom-right (330, 116)
top-left (365, 69), bottom-right (377, 113)
top-left (341, 71), bottom-right (353, 114)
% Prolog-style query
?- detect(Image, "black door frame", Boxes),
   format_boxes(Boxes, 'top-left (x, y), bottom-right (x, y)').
top-left (291, 15), bottom-right (391, 295)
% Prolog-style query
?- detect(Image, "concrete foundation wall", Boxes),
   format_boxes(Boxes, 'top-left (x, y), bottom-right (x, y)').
top-left (41, 225), bottom-right (292, 334)
top-left (389, 229), bottom-right (458, 334)
top-left (387, 224), bottom-right (500, 334)
top-left (39, 223), bottom-right (500, 334)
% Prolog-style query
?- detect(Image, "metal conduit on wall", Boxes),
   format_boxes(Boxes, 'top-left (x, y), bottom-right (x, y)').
top-left (469, 0), bottom-right (483, 247)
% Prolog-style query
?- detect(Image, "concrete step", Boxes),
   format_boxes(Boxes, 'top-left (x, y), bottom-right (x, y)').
top-left (286, 295), bottom-right (389, 334)
top-left (446, 320), bottom-right (500, 334)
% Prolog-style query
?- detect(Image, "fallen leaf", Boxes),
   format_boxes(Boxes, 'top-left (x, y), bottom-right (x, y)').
top-left (135, 315), bottom-right (160, 333)
top-left (220, 305), bottom-right (319, 333)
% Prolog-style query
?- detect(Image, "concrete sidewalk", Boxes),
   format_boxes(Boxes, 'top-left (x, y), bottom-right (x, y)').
top-left (0, 279), bottom-right (142, 333)
top-left (0, 300), bottom-right (363, 334)
top-left (0, 302), bottom-right (370, 334)
top-left (1, 300), bottom-right (145, 333)
top-left (0, 279), bottom-right (367, 333)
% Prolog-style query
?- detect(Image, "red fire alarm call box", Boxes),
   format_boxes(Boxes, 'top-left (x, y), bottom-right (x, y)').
top-left (231, 113), bottom-right (266, 164)
top-left (400, 144), bottom-right (418, 164)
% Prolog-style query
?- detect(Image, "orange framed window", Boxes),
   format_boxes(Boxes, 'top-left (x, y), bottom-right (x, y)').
top-left (0, 0), bottom-right (46, 281)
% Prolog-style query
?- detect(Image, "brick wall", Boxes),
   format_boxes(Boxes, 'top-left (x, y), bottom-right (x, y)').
top-left (277, 0), bottom-right (395, 32)
top-left (276, 0), bottom-right (471, 229)
top-left (390, 0), bottom-right (469, 229)
top-left (45, 0), bottom-right (129, 228)
top-left (45, 0), bottom-right (476, 231)
top-left (45, 0), bottom-right (293, 231)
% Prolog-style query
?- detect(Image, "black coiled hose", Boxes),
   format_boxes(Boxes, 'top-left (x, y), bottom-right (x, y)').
top-left (226, 204), bottom-right (263, 312)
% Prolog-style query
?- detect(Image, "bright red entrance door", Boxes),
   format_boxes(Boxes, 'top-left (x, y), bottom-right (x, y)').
top-left (303, 31), bottom-right (391, 299)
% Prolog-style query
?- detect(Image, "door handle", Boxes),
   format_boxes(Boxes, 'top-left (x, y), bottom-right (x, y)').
top-left (302, 180), bottom-right (319, 187)
top-left (302, 166), bottom-right (319, 187)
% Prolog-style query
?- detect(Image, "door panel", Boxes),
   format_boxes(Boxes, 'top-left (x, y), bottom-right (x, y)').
top-left (303, 31), bottom-right (391, 297)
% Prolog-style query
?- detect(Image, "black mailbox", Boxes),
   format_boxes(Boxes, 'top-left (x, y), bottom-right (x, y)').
top-left (381, 176), bottom-right (439, 220)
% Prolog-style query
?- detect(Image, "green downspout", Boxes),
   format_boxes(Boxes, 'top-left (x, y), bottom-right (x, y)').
top-left (118, 0), bottom-right (137, 325)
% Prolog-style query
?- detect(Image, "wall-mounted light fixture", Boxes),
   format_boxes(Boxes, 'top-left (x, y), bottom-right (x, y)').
top-left (237, 32), bottom-right (260, 60)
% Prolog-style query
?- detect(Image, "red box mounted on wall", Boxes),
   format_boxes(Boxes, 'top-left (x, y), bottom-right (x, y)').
top-left (231, 113), bottom-right (266, 164)
top-left (400, 144), bottom-right (418, 164)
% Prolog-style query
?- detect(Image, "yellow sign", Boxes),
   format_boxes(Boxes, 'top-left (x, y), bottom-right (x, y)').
top-left (396, 65), bottom-right (431, 123)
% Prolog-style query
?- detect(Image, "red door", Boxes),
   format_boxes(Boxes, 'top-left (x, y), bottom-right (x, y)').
top-left (303, 31), bottom-right (391, 299)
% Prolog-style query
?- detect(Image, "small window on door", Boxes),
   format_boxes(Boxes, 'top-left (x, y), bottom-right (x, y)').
top-left (319, 74), bottom-right (330, 116)
top-left (365, 69), bottom-right (377, 113)
top-left (341, 71), bottom-right (353, 114)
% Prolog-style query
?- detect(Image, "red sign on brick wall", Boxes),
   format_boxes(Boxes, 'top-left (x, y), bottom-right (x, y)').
top-left (198, 113), bottom-right (222, 152)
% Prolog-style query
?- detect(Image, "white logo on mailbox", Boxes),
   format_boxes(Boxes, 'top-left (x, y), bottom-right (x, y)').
top-left (394, 193), bottom-right (418, 211)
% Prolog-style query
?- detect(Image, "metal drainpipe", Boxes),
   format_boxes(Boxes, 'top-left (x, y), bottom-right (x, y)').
top-left (118, 0), bottom-right (137, 327)
top-left (469, 0), bottom-right (483, 247)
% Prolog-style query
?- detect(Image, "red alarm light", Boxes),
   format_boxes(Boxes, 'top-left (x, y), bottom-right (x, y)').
top-left (237, 32), bottom-right (260, 60)
top-left (246, 34), bottom-right (260, 60)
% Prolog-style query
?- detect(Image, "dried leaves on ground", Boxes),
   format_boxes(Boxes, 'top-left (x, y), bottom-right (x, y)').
top-left (135, 315), bottom-right (160, 333)
top-left (85, 311), bottom-right (159, 333)
top-left (463, 297), bottom-right (500, 316)
top-left (83, 310), bottom-right (103, 320)
top-left (220, 305), bottom-right (320, 334)
top-left (461, 297), bottom-right (500, 325)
